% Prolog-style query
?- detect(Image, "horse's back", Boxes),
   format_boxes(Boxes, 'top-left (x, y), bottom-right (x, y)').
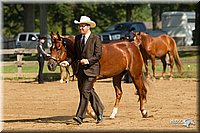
top-left (99, 40), bottom-right (140, 78)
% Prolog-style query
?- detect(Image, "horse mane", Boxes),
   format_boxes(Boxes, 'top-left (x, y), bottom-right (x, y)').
top-left (141, 32), bottom-right (154, 43)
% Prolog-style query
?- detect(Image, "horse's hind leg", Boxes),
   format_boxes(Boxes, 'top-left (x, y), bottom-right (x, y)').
top-left (151, 56), bottom-right (156, 81)
top-left (144, 59), bottom-right (150, 79)
top-left (110, 72), bottom-right (125, 119)
top-left (160, 56), bottom-right (167, 80)
top-left (168, 53), bottom-right (174, 80)
top-left (131, 75), bottom-right (148, 118)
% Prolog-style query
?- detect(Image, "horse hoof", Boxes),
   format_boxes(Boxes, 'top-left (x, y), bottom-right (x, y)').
top-left (109, 115), bottom-right (115, 119)
top-left (142, 110), bottom-right (148, 118)
top-left (160, 77), bottom-right (164, 80)
top-left (65, 81), bottom-right (69, 83)
top-left (169, 77), bottom-right (173, 81)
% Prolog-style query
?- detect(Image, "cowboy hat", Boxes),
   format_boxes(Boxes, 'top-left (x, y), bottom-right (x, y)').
top-left (74, 16), bottom-right (96, 28)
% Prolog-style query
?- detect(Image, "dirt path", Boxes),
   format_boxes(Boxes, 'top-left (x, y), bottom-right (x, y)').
top-left (2, 78), bottom-right (199, 132)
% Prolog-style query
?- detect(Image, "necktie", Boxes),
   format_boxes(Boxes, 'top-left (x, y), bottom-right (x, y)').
top-left (81, 35), bottom-right (85, 50)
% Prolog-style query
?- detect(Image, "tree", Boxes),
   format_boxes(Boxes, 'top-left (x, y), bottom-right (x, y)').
top-left (23, 4), bottom-right (35, 32)
top-left (40, 4), bottom-right (47, 35)
top-left (3, 4), bottom-right (24, 38)
top-left (151, 4), bottom-right (160, 30)
top-left (126, 4), bottom-right (133, 22)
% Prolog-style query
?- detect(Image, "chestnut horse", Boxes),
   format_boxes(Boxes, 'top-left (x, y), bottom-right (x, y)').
top-left (48, 34), bottom-right (149, 119)
top-left (49, 32), bottom-right (76, 83)
top-left (133, 32), bottom-right (182, 80)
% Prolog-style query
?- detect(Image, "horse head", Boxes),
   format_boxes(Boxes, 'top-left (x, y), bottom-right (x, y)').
top-left (50, 31), bottom-right (62, 43)
top-left (132, 32), bottom-right (142, 46)
top-left (48, 36), bottom-right (67, 71)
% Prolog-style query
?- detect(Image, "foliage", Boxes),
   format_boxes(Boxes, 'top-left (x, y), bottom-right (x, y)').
top-left (3, 4), bottom-right (24, 39)
top-left (3, 3), bottom-right (196, 39)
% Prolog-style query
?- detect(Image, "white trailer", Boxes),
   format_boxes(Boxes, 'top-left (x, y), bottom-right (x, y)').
top-left (161, 11), bottom-right (195, 46)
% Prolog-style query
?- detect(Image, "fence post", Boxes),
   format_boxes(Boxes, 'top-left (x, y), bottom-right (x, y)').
top-left (17, 54), bottom-right (23, 77)
top-left (15, 49), bottom-right (24, 78)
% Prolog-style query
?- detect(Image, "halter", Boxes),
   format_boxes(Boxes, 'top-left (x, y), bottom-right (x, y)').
top-left (50, 33), bottom-right (74, 65)
top-left (50, 40), bottom-right (66, 64)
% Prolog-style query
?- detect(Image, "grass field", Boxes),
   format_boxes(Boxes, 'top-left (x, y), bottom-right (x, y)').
top-left (2, 51), bottom-right (199, 79)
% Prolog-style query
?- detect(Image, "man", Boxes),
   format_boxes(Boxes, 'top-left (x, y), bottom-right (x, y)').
top-left (60, 16), bottom-right (104, 124)
top-left (37, 35), bottom-right (51, 84)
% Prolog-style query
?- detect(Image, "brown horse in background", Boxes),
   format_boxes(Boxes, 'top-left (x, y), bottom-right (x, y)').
top-left (133, 32), bottom-right (182, 80)
top-left (49, 32), bottom-right (76, 83)
top-left (47, 33), bottom-right (149, 119)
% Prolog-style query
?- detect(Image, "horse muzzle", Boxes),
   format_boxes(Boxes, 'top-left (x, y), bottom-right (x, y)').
top-left (47, 60), bottom-right (57, 71)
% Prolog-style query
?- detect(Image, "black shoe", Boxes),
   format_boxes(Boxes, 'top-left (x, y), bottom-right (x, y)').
top-left (38, 81), bottom-right (44, 84)
top-left (96, 114), bottom-right (103, 124)
top-left (73, 117), bottom-right (83, 125)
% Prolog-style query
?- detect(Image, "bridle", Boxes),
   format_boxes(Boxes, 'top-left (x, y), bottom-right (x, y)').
top-left (50, 40), bottom-right (66, 64)
top-left (49, 33), bottom-right (74, 65)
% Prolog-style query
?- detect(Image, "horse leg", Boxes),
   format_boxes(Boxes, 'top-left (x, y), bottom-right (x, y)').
top-left (65, 66), bottom-right (70, 83)
top-left (151, 57), bottom-right (156, 81)
top-left (60, 66), bottom-right (64, 83)
top-left (160, 56), bottom-right (167, 80)
top-left (110, 73), bottom-right (124, 119)
top-left (131, 75), bottom-right (148, 118)
top-left (86, 103), bottom-right (96, 120)
top-left (169, 53), bottom-right (174, 80)
top-left (144, 59), bottom-right (150, 79)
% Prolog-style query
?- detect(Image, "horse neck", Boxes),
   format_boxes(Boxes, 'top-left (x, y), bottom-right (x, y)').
top-left (141, 33), bottom-right (152, 50)
top-left (65, 38), bottom-right (75, 58)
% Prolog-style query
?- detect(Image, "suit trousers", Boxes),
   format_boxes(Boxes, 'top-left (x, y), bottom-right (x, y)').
top-left (76, 69), bottom-right (104, 119)
top-left (37, 56), bottom-right (44, 83)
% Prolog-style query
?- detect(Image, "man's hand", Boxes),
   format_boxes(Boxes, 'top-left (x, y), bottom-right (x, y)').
top-left (80, 59), bottom-right (89, 65)
top-left (46, 54), bottom-right (51, 57)
top-left (60, 61), bottom-right (69, 67)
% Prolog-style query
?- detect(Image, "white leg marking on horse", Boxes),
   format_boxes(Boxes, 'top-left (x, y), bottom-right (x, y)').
top-left (60, 79), bottom-right (64, 83)
top-left (110, 107), bottom-right (118, 119)
top-left (142, 110), bottom-right (148, 118)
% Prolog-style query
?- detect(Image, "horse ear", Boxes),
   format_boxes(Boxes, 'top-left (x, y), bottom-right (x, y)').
top-left (57, 32), bottom-right (62, 41)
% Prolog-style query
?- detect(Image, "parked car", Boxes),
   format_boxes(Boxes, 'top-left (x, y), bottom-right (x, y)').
top-left (148, 30), bottom-right (167, 37)
top-left (97, 22), bottom-right (147, 43)
top-left (15, 32), bottom-right (52, 49)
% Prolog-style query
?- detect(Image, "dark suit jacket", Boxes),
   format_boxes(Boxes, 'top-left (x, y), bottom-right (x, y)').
top-left (72, 33), bottom-right (102, 77)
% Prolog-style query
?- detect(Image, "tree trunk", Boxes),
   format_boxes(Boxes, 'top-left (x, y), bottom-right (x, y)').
top-left (40, 4), bottom-right (48, 47)
top-left (194, 2), bottom-right (200, 45)
top-left (23, 4), bottom-right (35, 32)
top-left (72, 4), bottom-right (81, 35)
top-left (62, 21), bottom-right (67, 35)
top-left (151, 4), bottom-right (160, 30)
top-left (126, 4), bottom-right (133, 22)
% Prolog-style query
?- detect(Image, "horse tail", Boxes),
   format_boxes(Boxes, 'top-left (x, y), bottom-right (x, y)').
top-left (171, 37), bottom-right (183, 73)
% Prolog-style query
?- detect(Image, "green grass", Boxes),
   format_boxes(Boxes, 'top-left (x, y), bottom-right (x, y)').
top-left (2, 64), bottom-right (73, 73)
top-left (1, 51), bottom-right (199, 79)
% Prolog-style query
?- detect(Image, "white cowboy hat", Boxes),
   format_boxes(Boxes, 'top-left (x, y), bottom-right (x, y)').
top-left (74, 16), bottom-right (96, 28)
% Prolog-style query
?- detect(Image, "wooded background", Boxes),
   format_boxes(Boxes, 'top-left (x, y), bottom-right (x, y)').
top-left (3, 2), bottom-right (199, 44)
